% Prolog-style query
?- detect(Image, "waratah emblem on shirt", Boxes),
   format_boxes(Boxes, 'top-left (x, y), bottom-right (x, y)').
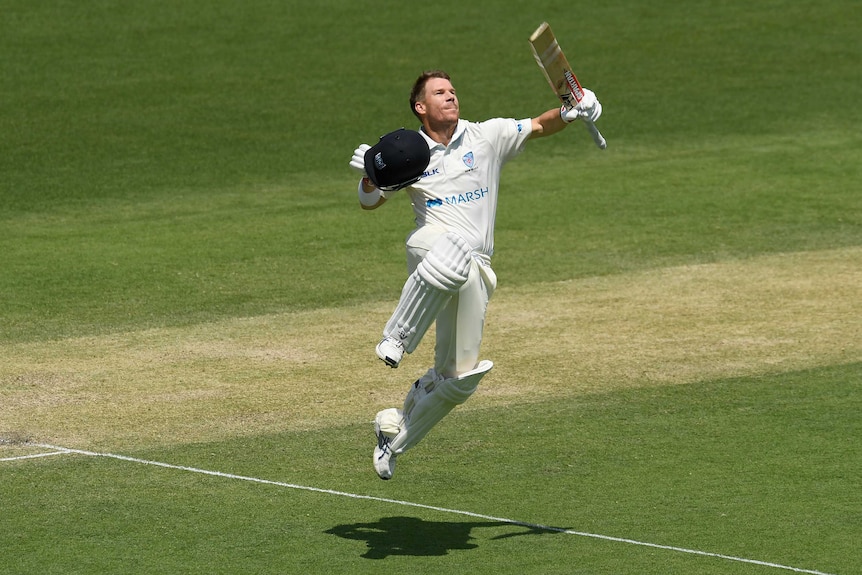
top-left (462, 151), bottom-right (475, 169)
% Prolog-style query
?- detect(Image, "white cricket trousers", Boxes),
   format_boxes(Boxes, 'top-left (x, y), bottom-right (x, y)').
top-left (404, 226), bottom-right (497, 378)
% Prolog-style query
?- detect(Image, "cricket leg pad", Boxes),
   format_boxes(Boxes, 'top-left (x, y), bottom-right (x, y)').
top-left (389, 360), bottom-right (493, 454)
top-left (383, 232), bottom-right (472, 354)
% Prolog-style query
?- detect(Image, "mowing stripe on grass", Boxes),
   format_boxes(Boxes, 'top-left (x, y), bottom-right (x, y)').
top-left (33, 443), bottom-right (838, 575)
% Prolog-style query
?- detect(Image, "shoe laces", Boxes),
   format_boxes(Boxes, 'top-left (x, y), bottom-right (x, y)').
top-left (376, 431), bottom-right (392, 456)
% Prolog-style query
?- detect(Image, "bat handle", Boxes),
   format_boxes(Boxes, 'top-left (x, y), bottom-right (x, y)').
top-left (584, 119), bottom-right (607, 150)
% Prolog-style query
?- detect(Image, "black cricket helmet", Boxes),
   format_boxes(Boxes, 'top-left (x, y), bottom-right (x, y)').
top-left (364, 128), bottom-right (430, 191)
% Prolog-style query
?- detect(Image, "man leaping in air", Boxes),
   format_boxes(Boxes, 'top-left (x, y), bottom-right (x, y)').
top-left (349, 70), bottom-right (602, 479)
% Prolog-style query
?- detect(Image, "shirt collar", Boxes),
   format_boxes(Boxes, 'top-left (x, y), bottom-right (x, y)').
top-left (419, 119), bottom-right (467, 149)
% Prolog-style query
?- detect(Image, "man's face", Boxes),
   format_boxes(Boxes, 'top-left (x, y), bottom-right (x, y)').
top-left (416, 77), bottom-right (459, 125)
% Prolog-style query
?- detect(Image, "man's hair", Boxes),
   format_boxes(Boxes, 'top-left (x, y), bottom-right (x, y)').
top-left (409, 70), bottom-right (451, 120)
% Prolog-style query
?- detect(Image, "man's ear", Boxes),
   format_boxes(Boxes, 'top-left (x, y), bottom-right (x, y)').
top-left (414, 101), bottom-right (425, 116)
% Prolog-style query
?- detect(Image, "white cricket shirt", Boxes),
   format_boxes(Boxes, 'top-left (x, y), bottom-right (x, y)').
top-left (403, 118), bottom-right (532, 259)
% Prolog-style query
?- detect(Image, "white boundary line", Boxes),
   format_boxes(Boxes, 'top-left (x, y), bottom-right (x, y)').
top-left (22, 443), bottom-right (838, 575)
top-left (0, 449), bottom-right (68, 462)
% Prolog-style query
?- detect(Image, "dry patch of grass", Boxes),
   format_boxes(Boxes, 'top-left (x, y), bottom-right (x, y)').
top-left (2, 247), bottom-right (860, 451)
top-left (487, 247), bottom-right (862, 396)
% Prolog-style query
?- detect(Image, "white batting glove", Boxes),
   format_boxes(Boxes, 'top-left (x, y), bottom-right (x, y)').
top-left (561, 88), bottom-right (602, 123)
top-left (349, 144), bottom-right (371, 176)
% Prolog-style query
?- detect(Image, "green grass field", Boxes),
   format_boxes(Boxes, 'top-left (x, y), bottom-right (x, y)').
top-left (1, 0), bottom-right (860, 573)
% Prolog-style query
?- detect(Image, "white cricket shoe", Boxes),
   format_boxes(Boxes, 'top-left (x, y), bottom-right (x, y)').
top-left (375, 337), bottom-right (404, 368)
top-left (373, 408), bottom-right (402, 480)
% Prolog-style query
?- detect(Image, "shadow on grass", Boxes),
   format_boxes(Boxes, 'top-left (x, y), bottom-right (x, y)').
top-left (325, 516), bottom-right (563, 559)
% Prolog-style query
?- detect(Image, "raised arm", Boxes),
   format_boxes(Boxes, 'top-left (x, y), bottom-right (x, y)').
top-left (529, 106), bottom-right (569, 139)
top-left (529, 88), bottom-right (602, 140)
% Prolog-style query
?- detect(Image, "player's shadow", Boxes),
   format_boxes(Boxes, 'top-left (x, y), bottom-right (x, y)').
top-left (325, 516), bottom-right (562, 559)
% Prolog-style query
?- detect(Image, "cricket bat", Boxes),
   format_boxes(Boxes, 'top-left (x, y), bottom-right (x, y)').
top-left (529, 22), bottom-right (607, 149)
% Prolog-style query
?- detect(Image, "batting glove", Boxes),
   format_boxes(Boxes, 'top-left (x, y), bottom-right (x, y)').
top-left (349, 144), bottom-right (371, 176)
top-left (561, 88), bottom-right (602, 123)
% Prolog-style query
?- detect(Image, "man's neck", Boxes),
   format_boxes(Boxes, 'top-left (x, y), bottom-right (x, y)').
top-left (423, 119), bottom-right (458, 146)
